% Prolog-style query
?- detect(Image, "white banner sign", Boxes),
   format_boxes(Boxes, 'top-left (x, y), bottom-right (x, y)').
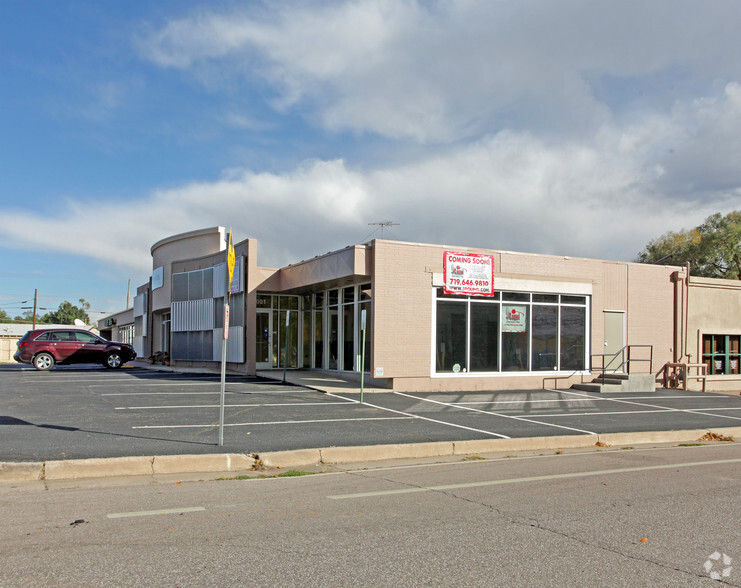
top-left (443, 251), bottom-right (495, 296)
top-left (503, 305), bottom-right (527, 332)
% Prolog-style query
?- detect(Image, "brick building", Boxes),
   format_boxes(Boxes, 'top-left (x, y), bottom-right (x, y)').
top-left (99, 227), bottom-right (741, 392)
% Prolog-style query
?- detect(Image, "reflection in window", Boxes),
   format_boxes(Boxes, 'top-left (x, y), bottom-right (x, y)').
top-left (436, 301), bottom-right (467, 372)
top-left (470, 303), bottom-right (499, 372)
top-left (532, 306), bottom-right (558, 370)
top-left (435, 291), bottom-right (588, 374)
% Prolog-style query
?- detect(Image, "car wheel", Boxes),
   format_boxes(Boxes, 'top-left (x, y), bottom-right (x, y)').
top-left (33, 352), bottom-right (54, 371)
top-left (105, 352), bottom-right (123, 369)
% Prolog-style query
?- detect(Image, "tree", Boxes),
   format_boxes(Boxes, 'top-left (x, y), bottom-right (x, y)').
top-left (40, 299), bottom-right (91, 325)
top-left (636, 210), bottom-right (741, 279)
top-left (0, 309), bottom-right (11, 323)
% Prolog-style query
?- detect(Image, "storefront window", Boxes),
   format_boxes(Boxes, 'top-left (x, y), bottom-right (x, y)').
top-left (436, 301), bottom-right (467, 372)
top-left (502, 305), bottom-right (529, 371)
top-left (703, 335), bottom-right (741, 375)
top-left (313, 309), bottom-right (323, 369)
top-left (435, 290), bottom-right (588, 374)
top-left (560, 306), bottom-right (586, 370)
top-left (343, 304), bottom-right (354, 371)
top-left (470, 302), bottom-right (499, 372)
top-left (532, 306), bottom-right (557, 370)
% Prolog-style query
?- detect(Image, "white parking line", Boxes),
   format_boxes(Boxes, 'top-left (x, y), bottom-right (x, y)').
top-left (553, 389), bottom-right (741, 422)
top-left (393, 391), bottom-right (598, 436)
top-left (116, 401), bottom-right (353, 410)
top-left (132, 416), bottom-right (413, 429)
top-left (103, 389), bottom-right (312, 396)
top-left (455, 395), bottom-right (720, 406)
top-left (524, 407), bottom-right (741, 418)
top-left (325, 391), bottom-right (511, 439)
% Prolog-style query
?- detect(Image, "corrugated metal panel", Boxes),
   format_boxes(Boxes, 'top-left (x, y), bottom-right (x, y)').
top-left (134, 336), bottom-right (145, 358)
top-left (172, 299), bottom-right (214, 332)
top-left (213, 326), bottom-right (244, 362)
top-left (133, 292), bottom-right (147, 317)
top-left (213, 263), bottom-right (226, 297)
top-left (213, 257), bottom-right (244, 295)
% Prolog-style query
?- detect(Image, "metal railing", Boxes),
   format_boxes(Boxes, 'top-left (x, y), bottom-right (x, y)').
top-left (663, 362), bottom-right (707, 391)
top-left (591, 344), bottom-right (654, 385)
top-left (542, 345), bottom-right (654, 390)
top-left (542, 368), bottom-right (589, 390)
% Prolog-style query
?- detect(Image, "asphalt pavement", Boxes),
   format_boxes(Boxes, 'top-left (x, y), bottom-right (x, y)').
top-left (2, 362), bottom-right (741, 464)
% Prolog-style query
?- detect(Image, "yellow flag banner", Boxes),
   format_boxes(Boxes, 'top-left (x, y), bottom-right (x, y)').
top-left (227, 229), bottom-right (235, 287)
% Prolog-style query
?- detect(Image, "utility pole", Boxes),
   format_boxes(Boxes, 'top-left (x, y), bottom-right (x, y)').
top-left (126, 279), bottom-right (131, 309)
top-left (33, 289), bottom-right (37, 329)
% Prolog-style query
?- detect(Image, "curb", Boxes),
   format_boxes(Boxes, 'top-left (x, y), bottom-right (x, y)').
top-left (2, 427), bottom-right (739, 483)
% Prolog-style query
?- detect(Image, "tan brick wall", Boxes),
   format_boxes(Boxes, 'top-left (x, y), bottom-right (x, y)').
top-left (625, 263), bottom-right (675, 374)
top-left (371, 240), bottom-right (677, 392)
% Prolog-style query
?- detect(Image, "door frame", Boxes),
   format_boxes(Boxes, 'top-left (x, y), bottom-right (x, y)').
top-left (255, 309), bottom-right (272, 370)
top-left (603, 310), bottom-right (626, 373)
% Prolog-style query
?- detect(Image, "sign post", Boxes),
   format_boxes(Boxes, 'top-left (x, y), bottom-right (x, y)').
top-left (360, 309), bottom-right (366, 403)
top-left (218, 229), bottom-right (235, 447)
top-left (282, 311), bottom-right (290, 384)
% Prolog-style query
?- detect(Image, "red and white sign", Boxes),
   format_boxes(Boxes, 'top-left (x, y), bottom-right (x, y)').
top-left (443, 251), bottom-right (495, 296)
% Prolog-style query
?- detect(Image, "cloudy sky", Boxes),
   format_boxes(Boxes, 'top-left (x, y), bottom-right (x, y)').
top-left (1, 0), bottom-right (740, 320)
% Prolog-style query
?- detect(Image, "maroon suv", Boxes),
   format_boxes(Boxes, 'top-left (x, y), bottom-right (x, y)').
top-left (14, 328), bottom-right (137, 371)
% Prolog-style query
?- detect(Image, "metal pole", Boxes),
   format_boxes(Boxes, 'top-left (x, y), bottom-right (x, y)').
top-left (360, 309), bottom-right (366, 403)
top-left (33, 289), bottom-right (37, 329)
top-left (282, 311), bottom-right (289, 384)
top-left (218, 250), bottom-right (229, 447)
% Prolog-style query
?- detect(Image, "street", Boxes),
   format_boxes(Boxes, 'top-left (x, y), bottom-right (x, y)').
top-left (2, 443), bottom-right (740, 586)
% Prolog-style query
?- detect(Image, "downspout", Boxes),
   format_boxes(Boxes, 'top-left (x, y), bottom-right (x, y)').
top-left (673, 271), bottom-right (682, 363)
top-left (684, 262), bottom-right (691, 362)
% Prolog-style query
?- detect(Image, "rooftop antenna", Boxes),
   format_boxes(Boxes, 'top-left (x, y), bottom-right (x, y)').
top-left (368, 220), bottom-right (399, 239)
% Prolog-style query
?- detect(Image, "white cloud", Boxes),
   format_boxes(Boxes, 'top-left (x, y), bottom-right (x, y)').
top-left (1, 84), bottom-right (739, 272)
top-left (135, 0), bottom-right (741, 142)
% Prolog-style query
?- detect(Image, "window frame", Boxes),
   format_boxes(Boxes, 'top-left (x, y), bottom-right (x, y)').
top-left (432, 288), bottom-right (589, 377)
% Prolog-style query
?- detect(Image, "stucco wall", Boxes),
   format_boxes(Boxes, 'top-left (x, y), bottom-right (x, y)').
top-left (686, 276), bottom-right (741, 391)
top-left (150, 227), bottom-right (225, 312)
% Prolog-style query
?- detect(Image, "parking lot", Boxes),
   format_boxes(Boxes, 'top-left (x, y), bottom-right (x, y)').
top-left (2, 363), bottom-right (741, 462)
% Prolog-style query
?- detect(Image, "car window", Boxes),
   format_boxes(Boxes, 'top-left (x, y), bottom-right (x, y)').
top-left (34, 332), bottom-right (51, 341)
top-left (74, 331), bottom-right (99, 343)
top-left (52, 331), bottom-right (74, 342)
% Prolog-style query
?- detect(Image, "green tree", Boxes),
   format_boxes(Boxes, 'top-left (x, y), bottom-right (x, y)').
top-left (15, 310), bottom-right (35, 323)
top-left (636, 210), bottom-right (741, 279)
top-left (0, 309), bottom-right (11, 322)
top-left (40, 299), bottom-right (91, 325)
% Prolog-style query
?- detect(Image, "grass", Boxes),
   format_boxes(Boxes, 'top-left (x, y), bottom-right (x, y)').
top-left (217, 469), bottom-right (316, 481)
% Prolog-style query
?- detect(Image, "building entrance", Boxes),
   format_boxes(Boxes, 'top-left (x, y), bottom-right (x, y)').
top-left (255, 295), bottom-right (300, 369)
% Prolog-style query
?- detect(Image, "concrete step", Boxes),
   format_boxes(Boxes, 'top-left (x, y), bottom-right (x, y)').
top-left (572, 372), bottom-right (656, 393)
top-left (571, 383), bottom-right (624, 393)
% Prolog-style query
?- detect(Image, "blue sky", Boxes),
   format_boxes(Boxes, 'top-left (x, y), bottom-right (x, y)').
top-left (2, 1), bottom-right (741, 322)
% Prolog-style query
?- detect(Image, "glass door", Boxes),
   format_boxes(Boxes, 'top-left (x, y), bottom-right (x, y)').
top-left (255, 310), bottom-right (272, 370)
top-left (271, 309), bottom-right (300, 369)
